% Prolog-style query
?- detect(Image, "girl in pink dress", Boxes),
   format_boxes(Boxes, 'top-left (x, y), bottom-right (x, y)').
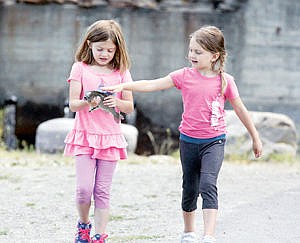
top-left (103, 26), bottom-right (263, 243)
top-left (64, 20), bottom-right (134, 243)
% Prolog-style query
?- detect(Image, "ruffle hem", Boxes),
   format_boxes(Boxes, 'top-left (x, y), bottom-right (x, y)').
top-left (64, 129), bottom-right (128, 161)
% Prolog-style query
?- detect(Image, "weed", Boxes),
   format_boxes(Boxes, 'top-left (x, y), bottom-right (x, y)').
top-left (110, 215), bottom-right (125, 221)
top-left (0, 230), bottom-right (8, 236)
top-left (26, 202), bottom-right (35, 207)
top-left (146, 128), bottom-right (175, 155)
top-left (0, 173), bottom-right (21, 183)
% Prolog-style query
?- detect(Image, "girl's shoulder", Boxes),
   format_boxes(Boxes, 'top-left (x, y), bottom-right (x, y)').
top-left (69, 61), bottom-right (85, 75)
top-left (72, 61), bottom-right (85, 67)
top-left (117, 68), bottom-right (131, 73)
top-left (71, 61), bottom-right (85, 71)
top-left (170, 66), bottom-right (191, 76)
top-left (222, 72), bottom-right (234, 82)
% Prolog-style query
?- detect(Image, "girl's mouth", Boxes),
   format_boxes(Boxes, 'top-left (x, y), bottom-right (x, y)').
top-left (99, 58), bottom-right (108, 62)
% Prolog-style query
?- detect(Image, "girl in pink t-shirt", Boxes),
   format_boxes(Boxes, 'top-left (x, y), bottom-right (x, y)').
top-left (64, 20), bottom-right (134, 243)
top-left (103, 26), bottom-right (262, 243)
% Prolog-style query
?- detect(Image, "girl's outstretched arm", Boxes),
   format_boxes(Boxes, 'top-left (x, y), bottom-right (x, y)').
top-left (229, 97), bottom-right (263, 158)
top-left (102, 75), bottom-right (175, 93)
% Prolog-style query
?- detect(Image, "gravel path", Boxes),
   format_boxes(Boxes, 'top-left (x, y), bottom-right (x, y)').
top-left (1, 154), bottom-right (300, 243)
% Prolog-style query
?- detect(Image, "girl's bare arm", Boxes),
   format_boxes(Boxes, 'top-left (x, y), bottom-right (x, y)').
top-left (68, 80), bottom-right (89, 112)
top-left (102, 75), bottom-right (175, 93)
top-left (229, 97), bottom-right (263, 158)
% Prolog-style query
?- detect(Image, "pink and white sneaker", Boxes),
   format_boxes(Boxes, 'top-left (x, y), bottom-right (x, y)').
top-left (74, 221), bottom-right (92, 243)
top-left (91, 233), bottom-right (108, 243)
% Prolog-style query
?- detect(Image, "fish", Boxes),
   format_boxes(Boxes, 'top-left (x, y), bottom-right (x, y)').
top-left (83, 90), bottom-right (124, 121)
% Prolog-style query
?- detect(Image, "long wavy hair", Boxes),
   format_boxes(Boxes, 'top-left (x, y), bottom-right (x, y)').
top-left (190, 26), bottom-right (227, 94)
top-left (75, 19), bottom-right (131, 73)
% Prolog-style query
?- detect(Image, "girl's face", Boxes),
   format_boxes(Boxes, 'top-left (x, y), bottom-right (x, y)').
top-left (89, 39), bottom-right (116, 67)
top-left (188, 37), bottom-right (218, 73)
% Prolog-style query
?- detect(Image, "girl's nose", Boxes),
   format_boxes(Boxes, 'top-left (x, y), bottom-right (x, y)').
top-left (188, 54), bottom-right (194, 60)
top-left (100, 50), bottom-right (109, 56)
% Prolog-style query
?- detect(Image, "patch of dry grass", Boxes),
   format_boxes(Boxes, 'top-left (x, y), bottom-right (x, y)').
top-left (0, 147), bottom-right (73, 167)
top-left (0, 147), bottom-right (181, 168)
top-left (0, 145), bottom-right (298, 169)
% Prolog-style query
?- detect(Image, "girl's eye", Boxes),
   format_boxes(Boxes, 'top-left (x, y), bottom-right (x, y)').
top-left (189, 49), bottom-right (201, 55)
top-left (108, 49), bottom-right (114, 53)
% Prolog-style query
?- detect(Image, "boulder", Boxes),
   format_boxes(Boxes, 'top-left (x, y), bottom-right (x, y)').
top-left (225, 110), bottom-right (298, 160)
top-left (35, 118), bottom-right (74, 154)
top-left (108, 0), bottom-right (157, 9)
top-left (35, 118), bottom-right (138, 154)
top-left (120, 123), bottom-right (139, 153)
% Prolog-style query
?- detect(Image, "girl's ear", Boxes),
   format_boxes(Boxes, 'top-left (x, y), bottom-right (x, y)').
top-left (211, 52), bottom-right (220, 62)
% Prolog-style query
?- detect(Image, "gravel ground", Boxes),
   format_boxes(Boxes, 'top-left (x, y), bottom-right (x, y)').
top-left (1, 153), bottom-right (300, 243)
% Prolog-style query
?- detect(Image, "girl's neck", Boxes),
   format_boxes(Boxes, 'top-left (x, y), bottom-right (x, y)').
top-left (196, 69), bottom-right (219, 78)
top-left (90, 63), bottom-right (114, 74)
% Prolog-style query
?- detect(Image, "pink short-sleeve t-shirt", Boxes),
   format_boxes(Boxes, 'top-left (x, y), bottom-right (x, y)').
top-left (170, 67), bottom-right (239, 139)
top-left (64, 62), bottom-right (133, 161)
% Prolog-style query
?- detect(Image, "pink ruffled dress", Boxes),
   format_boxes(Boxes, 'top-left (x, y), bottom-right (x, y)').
top-left (64, 62), bottom-right (132, 161)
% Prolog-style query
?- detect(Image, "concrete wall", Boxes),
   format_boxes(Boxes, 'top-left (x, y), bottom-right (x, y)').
top-left (240, 0), bottom-right (300, 128)
top-left (0, 0), bottom-right (299, 148)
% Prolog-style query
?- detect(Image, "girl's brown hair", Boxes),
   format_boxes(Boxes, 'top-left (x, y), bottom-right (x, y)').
top-left (191, 26), bottom-right (227, 94)
top-left (75, 20), bottom-right (130, 73)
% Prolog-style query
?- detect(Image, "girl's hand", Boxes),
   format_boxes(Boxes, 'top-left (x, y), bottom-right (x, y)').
top-left (101, 84), bottom-right (123, 93)
top-left (252, 138), bottom-right (263, 158)
top-left (88, 96), bottom-right (101, 110)
top-left (103, 95), bottom-right (118, 108)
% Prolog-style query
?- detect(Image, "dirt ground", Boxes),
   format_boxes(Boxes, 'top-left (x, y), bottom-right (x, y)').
top-left (0, 153), bottom-right (300, 243)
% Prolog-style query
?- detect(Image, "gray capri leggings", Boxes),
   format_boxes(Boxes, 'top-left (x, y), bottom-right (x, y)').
top-left (179, 138), bottom-right (225, 212)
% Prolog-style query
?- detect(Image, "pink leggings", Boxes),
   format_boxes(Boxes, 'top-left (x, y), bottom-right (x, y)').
top-left (75, 155), bottom-right (117, 209)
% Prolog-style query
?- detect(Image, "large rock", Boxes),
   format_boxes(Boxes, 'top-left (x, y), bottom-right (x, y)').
top-left (120, 123), bottom-right (138, 153)
top-left (35, 118), bottom-right (138, 154)
top-left (35, 118), bottom-right (74, 154)
top-left (225, 110), bottom-right (298, 160)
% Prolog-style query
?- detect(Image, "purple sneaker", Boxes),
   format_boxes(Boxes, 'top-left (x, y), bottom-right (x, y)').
top-left (74, 221), bottom-right (92, 243)
top-left (91, 234), bottom-right (108, 243)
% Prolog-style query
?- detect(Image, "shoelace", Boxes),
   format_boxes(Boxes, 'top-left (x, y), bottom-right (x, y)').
top-left (77, 228), bottom-right (91, 242)
top-left (92, 234), bottom-right (108, 243)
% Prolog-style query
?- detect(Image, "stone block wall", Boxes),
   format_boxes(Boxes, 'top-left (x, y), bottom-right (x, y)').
top-left (0, 0), bottom-right (299, 151)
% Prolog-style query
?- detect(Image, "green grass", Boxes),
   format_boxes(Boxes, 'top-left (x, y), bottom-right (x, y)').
top-left (0, 130), bottom-right (299, 167)
top-left (109, 215), bottom-right (125, 221)
top-left (0, 173), bottom-right (22, 183)
top-left (224, 151), bottom-right (300, 163)
top-left (0, 230), bottom-right (8, 236)
top-left (264, 153), bottom-right (297, 163)
top-left (0, 175), bottom-right (10, 180)
top-left (25, 202), bottom-right (36, 207)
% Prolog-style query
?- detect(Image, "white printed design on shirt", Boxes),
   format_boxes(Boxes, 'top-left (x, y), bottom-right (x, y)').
top-left (211, 100), bottom-right (221, 127)
top-left (97, 78), bottom-right (105, 90)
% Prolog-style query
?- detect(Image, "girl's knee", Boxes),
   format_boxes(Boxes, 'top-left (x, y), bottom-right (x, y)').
top-left (94, 190), bottom-right (110, 208)
top-left (199, 176), bottom-right (218, 209)
top-left (76, 187), bottom-right (93, 204)
top-left (182, 187), bottom-right (199, 212)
